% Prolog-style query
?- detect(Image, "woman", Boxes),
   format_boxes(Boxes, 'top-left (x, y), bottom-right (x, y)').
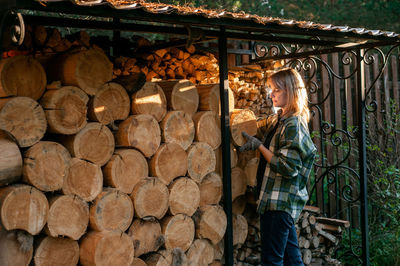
top-left (239, 68), bottom-right (316, 265)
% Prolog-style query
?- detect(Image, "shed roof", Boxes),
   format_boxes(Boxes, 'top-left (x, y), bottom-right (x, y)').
top-left (34, 0), bottom-right (399, 40)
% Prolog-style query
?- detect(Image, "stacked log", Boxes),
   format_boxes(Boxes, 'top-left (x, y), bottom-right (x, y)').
top-left (232, 205), bottom-right (346, 266)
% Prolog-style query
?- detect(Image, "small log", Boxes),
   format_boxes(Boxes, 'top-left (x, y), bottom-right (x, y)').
top-left (34, 237), bottom-right (79, 266)
top-left (194, 205), bottom-right (227, 245)
top-left (244, 157), bottom-right (259, 187)
top-left (213, 240), bottom-right (224, 261)
top-left (231, 167), bottom-right (247, 201)
top-left (0, 229), bottom-right (33, 266)
top-left (319, 223), bottom-right (342, 233)
top-left (0, 97), bottom-right (46, 147)
top-left (230, 109), bottom-right (258, 147)
top-left (23, 141), bottom-right (71, 192)
top-left (0, 184), bottom-right (48, 235)
top-left (301, 249), bottom-right (312, 265)
top-left (168, 177), bottom-right (200, 216)
top-left (62, 158), bottom-right (103, 202)
top-left (54, 48), bottom-right (113, 95)
top-left (128, 219), bottom-right (163, 257)
top-left (187, 142), bottom-right (216, 183)
top-left (187, 239), bottom-right (215, 266)
top-left (0, 130), bottom-right (22, 186)
top-left (199, 172), bottom-right (222, 207)
top-left (160, 110), bottom-right (195, 150)
top-left (89, 188), bottom-right (133, 232)
top-left (61, 122), bottom-right (114, 166)
top-left (130, 177), bottom-right (169, 219)
top-left (233, 214), bottom-right (248, 246)
top-left (232, 195), bottom-right (246, 215)
top-left (40, 86), bottom-right (89, 135)
top-left (45, 195), bottom-right (89, 240)
top-left (131, 82), bottom-right (167, 122)
top-left (103, 149), bottom-right (148, 194)
top-left (113, 72), bottom-right (146, 95)
top-left (315, 217), bottom-right (350, 228)
top-left (150, 143), bottom-right (188, 185)
top-left (196, 83), bottom-right (234, 115)
top-left (308, 215), bottom-right (316, 225)
top-left (303, 205), bottom-right (321, 214)
top-left (301, 217), bottom-right (310, 229)
top-left (131, 258), bottom-right (146, 266)
top-left (298, 236), bottom-right (310, 249)
top-left (146, 248), bottom-right (188, 266)
top-left (79, 231), bottom-right (134, 266)
top-left (156, 79), bottom-right (199, 117)
top-left (0, 56), bottom-right (46, 100)
top-left (310, 236), bottom-right (320, 249)
top-left (192, 111), bottom-right (221, 150)
top-left (88, 82), bottom-right (130, 125)
top-left (161, 214), bottom-right (195, 251)
top-left (318, 229), bottom-right (339, 245)
top-left (116, 114), bottom-right (161, 158)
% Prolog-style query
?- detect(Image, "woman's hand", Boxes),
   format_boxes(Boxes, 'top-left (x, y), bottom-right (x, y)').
top-left (239, 132), bottom-right (262, 152)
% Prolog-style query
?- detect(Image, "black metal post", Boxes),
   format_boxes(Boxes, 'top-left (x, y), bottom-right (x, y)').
top-left (112, 17), bottom-right (121, 57)
top-left (357, 49), bottom-right (370, 266)
top-left (218, 26), bottom-right (234, 266)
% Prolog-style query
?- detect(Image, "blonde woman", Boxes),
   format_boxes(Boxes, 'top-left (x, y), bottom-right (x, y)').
top-left (239, 68), bottom-right (316, 265)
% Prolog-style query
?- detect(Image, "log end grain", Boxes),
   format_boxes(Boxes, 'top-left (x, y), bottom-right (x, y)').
top-left (128, 219), bottom-right (163, 257)
top-left (199, 172), bottom-right (222, 207)
top-left (230, 109), bottom-right (257, 147)
top-left (160, 110), bottom-right (195, 150)
top-left (161, 214), bottom-right (195, 252)
top-left (192, 111), bottom-right (221, 150)
top-left (131, 82), bottom-right (167, 122)
top-left (34, 237), bottom-right (79, 266)
top-left (0, 130), bottom-right (22, 186)
top-left (194, 205), bottom-right (227, 245)
top-left (45, 195), bottom-right (89, 240)
top-left (187, 142), bottom-right (216, 184)
top-left (90, 188), bottom-right (134, 232)
top-left (168, 177), bottom-right (200, 217)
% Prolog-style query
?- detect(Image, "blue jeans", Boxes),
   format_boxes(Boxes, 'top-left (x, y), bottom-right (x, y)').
top-left (260, 211), bottom-right (304, 266)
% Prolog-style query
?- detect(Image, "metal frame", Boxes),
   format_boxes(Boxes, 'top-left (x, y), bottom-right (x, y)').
top-left (1, 2), bottom-right (400, 265)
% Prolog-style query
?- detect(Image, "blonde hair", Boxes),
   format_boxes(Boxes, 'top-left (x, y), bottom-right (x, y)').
top-left (267, 68), bottom-right (310, 122)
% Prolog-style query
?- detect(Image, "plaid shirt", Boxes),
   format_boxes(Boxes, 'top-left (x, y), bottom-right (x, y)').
top-left (256, 114), bottom-right (316, 222)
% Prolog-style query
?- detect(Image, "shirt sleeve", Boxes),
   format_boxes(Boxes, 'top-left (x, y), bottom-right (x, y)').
top-left (269, 120), bottom-right (303, 178)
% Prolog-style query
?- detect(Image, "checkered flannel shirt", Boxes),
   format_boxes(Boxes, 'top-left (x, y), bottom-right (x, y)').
top-left (256, 114), bottom-right (317, 222)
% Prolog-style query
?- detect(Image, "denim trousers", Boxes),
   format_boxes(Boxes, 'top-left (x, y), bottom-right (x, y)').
top-left (260, 210), bottom-right (304, 266)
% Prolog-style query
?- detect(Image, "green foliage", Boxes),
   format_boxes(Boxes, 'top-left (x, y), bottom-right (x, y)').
top-left (151, 0), bottom-right (400, 33)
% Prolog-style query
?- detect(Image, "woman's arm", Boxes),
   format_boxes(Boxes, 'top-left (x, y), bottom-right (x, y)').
top-left (258, 144), bottom-right (274, 163)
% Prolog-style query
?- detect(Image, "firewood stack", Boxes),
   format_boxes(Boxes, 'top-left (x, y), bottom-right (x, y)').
top-left (228, 65), bottom-right (274, 119)
top-left (231, 204), bottom-right (346, 266)
top-left (0, 26), bottom-right (241, 266)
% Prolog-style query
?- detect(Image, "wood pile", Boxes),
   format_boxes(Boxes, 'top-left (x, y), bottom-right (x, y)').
top-left (231, 204), bottom-right (346, 266)
top-left (0, 27), bottom-right (241, 266)
top-left (229, 65), bottom-right (274, 119)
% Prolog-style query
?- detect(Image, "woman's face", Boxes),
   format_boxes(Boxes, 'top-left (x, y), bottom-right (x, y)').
top-left (269, 85), bottom-right (288, 109)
